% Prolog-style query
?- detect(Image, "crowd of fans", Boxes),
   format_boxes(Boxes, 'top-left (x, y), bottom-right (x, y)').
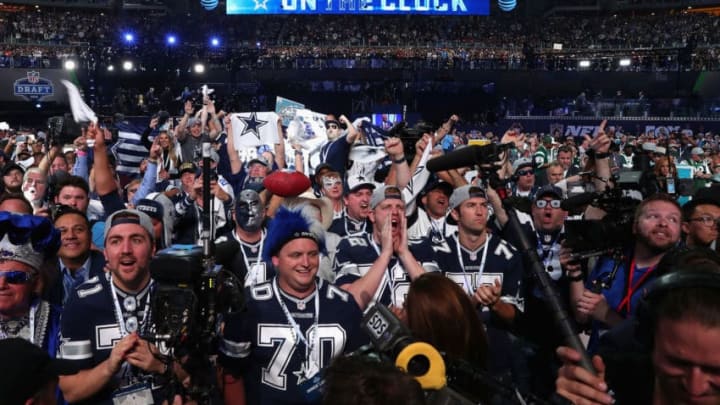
top-left (1, 96), bottom-right (720, 403)
top-left (1, 9), bottom-right (720, 71)
top-left (2, 5), bottom-right (720, 405)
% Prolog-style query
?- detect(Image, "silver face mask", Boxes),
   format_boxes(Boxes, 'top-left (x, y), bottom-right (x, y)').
top-left (236, 190), bottom-right (264, 232)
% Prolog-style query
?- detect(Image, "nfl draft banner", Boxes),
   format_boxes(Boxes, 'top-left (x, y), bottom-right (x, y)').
top-left (0, 69), bottom-right (71, 103)
top-left (227, 0), bottom-right (488, 15)
top-left (14, 71), bottom-right (54, 101)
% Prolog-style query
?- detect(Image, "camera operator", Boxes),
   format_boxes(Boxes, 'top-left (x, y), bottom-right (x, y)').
top-left (563, 193), bottom-right (682, 354)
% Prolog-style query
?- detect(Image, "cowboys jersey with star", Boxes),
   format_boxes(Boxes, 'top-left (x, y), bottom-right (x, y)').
top-left (432, 233), bottom-right (525, 323)
top-left (58, 273), bottom-right (160, 404)
top-left (218, 279), bottom-right (367, 405)
top-left (333, 234), bottom-right (439, 307)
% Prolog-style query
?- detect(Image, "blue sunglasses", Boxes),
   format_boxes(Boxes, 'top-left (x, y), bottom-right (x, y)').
top-left (0, 271), bottom-right (35, 285)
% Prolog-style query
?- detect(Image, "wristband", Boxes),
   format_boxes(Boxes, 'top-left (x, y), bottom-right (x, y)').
top-left (76, 150), bottom-right (88, 157)
top-left (566, 271), bottom-right (585, 282)
top-left (393, 155), bottom-right (406, 164)
top-left (294, 150), bottom-right (303, 156)
top-left (147, 158), bottom-right (158, 164)
top-left (594, 152), bottom-right (610, 159)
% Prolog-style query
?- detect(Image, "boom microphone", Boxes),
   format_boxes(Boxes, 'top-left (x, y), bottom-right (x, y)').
top-left (426, 146), bottom-right (483, 172)
top-left (426, 143), bottom-right (515, 172)
top-left (560, 192), bottom-right (600, 212)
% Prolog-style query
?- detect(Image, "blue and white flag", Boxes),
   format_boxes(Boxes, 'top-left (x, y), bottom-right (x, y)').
top-left (111, 120), bottom-right (148, 177)
top-left (360, 120), bottom-right (389, 147)
top-left (231, 112), bottom-right (280, 148)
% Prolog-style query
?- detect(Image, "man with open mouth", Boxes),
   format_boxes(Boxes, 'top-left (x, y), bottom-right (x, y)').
top-left (333, 185), bottom-right (439, 309)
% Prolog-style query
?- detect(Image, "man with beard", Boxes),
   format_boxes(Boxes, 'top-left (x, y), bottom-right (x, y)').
top-left (58, 210), bottom-right (177, 403)
top-left (567, 193), bottom-right (682, 353)
top-left (2, 163), bottom-right (24, 194)
top-left (334, 185), bottom-right (438, 309)
top-left (214, 189), bottom-right (271, 286)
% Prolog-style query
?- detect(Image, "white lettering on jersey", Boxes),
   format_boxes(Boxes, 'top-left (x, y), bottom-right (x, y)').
top-left (95, 324), bottom-right (122, 350)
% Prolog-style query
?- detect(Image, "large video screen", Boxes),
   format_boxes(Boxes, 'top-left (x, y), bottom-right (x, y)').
top-left (227, 0), bottom-right (489, 15)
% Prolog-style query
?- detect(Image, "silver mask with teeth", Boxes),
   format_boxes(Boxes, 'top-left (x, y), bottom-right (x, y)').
top-left (236, 190), bottom-right (264, 232)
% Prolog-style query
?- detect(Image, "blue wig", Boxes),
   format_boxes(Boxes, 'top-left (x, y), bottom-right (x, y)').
top-left (263, 205), bottom-right (327, 262)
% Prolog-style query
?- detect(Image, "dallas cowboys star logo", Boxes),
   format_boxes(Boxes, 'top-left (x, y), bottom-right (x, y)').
top-left (253, 0), bottom-right (269, 10)
top-left (238, 112), bottom-right (268, 141)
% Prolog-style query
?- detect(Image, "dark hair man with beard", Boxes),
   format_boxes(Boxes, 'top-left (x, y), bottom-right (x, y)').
top-left (563, 193), bottom-right (682, 354)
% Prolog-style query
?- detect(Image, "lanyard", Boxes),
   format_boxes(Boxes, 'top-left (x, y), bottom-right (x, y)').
top-left (272, 278), bottom-right (319, 362)
top-left (536, 232), bottom-right (561, 269)
top-left (110, 276), bottom-right (153, 337)
top-left (369, 237), bottom-right (397, 306)
top-left (455, 233), bottom-right (491, 295)
top-left (234, 229), bottom-right (265, 286)
top-left (615, 258), bottom-right (655, 315)
top-left (344, 214), bottom-right (366, 236)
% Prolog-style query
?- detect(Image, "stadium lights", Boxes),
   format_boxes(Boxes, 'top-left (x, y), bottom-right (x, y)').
top-left (166, 35), bottom-right (177, 45)
top-left (123, 32), bottom-right (135, 44)
top-left (194, 63), bottom-right (206, 74)
top-left (619, 58), bottom-right (632, 67)
top-left (578, 60), bottom-right (591, 68)
top-left (210, 36), bottom-right (220, 47)
top-left (107, 64), bottom-right (115, 72)
top-left (63, 60), bottom-right (77, 71)
top-left (122, 60), bottom-right (134, 71)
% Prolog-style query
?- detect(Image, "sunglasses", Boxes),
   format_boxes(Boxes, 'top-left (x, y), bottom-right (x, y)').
top-left (517, 169), bottom-right (534, 177)
top-left (535, 199), bottom-right (562, 209)
top-left (326, 124), bottom-right (339, 130)
top-left (0, 270), bottom-right (35, 284)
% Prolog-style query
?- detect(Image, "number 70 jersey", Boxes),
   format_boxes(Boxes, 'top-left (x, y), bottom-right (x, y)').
top-left (218, 278), bottom-right (368, 405)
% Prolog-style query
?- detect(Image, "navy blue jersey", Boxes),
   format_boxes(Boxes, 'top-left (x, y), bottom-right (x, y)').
top-left (219, 279), bottom-right (367, 405)
top-left (432, 233), bottom-right (525, 324)
top-left (215, 230), bottom-right (274, 286)
top-left (327, 213), bottom-right (372, 238)
top-left (333, 234), bottom-right (439, 307)
top-left (433, 232), bottom-right (525, 377)
top-left (59, 273), bottom-right (159, 404)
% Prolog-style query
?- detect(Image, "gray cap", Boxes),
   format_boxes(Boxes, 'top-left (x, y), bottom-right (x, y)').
top-left (248, 156), bottom-right (270, 167)
top-left (691, 147), bottom-right (705, 155)
top-left (370, 184), bottom-right (404, 210)
top-left (104, 209), bottom-right (155, 242)
top-left (512, 157), bottom-right (534, 174)
top-left (449, 185), bottom-right (487, 211)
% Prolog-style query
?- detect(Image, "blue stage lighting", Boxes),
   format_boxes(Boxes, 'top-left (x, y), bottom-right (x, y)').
top-left (210, 37), bottom-right (220, 47)
top-left (123, 32), bottom-right (135, 43)
top-left (167, 35), bottom-right (177, 45)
